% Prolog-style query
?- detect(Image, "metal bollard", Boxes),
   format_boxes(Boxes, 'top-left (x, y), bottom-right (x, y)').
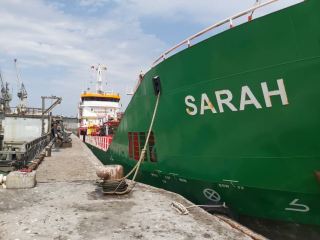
top-left (45, 146), bottom-right (51, 157)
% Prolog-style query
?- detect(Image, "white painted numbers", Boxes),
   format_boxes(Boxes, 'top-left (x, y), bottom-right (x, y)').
top-left (185, 79), bottom-right (289, 116)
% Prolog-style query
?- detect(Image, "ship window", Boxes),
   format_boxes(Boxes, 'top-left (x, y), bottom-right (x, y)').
top-left (128, 131), bottom-right (157, 162)
top-left (133, 132), bottom-right (140, 160)
top-left (82, 97), bottom-right (120, 102)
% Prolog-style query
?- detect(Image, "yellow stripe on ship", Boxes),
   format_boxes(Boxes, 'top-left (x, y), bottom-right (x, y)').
top-left (81, 92), bottom-right (120, 99)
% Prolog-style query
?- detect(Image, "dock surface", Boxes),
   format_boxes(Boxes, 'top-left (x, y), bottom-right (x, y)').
top-left (0, 135), bottom-right (264, 240)
top-left (36, 135), bottom-right (101, 182)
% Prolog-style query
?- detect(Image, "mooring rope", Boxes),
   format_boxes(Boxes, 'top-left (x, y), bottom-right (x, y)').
top-left (171, 201), bottom-right (227, 215)
top-left (102, 92), bottom-right (161, 195)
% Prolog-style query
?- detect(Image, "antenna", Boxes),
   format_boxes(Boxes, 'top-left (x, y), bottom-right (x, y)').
top-left (91, 64), bottom-right (107, 93)
top-left (14, 59), bottom-right (21, 89)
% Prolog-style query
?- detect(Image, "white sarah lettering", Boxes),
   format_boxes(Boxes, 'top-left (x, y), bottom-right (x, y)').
top-left (184, 79), bottom-right (289, 116)
top-left (239, 86), bottom-right (262, 110)
top-left (261, 79), bottom-right (289, 107)
top-left (215, 90), bottom-right (238, 113)
top-left (185, 95), bottom-right (197, 115)
top-left (200, 93), bottom-right (217, 115)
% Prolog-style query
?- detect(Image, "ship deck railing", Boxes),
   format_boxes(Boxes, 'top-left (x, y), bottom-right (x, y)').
top-left (0, 133), bottom-right (51, 168)
top-left (82, 135), bottom-right (112, 151)
top-left (152, 0), bottom-right (304, 67)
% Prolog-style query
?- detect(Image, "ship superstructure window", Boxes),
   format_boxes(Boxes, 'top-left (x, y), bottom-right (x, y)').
top-left (128, 131), bottom-right (157, 162)
top-left (81, 97), bottom-right (120, 102)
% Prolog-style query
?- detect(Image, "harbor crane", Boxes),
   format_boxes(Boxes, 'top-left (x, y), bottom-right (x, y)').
top-left (41, 95), bottom-right (62, 135)
top-left (14, 59), bottom-right (28, 113)
top-left (0, 70), bottom-right (12, 113)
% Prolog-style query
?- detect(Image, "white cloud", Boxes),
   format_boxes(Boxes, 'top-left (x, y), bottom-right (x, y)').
top-left (84, 0), bottom-right (303, 24)
top-left (79, 0), bottom-right (110, 7)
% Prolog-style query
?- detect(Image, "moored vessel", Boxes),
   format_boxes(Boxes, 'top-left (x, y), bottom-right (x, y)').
top-left (85, 0), bottom-right (320, 234)
top-left (78, 65), bottom-right (121, 150)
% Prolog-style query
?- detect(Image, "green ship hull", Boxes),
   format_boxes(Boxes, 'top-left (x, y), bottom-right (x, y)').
top-left (87, 0), bottom-right (320, 227)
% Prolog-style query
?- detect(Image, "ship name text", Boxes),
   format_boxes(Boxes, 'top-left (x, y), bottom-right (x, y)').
top-left (185, 79), bottom-right (289, 116)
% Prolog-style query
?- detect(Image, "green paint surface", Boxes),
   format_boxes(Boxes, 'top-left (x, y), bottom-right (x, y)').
top-left (89, 0), bottom-right (320, 226)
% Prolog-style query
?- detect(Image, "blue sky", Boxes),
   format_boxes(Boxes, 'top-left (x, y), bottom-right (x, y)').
top-left (0, 0), bottom-right (302, 116)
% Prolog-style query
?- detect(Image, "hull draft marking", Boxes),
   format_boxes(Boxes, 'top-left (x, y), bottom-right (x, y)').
top-left (285, 199), bottom-right (310, 212)
top-left (203, 188), bottom-right (221, 202)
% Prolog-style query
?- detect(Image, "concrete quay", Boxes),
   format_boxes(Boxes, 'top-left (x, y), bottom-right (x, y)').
top-left (0, 135), bottom-right (265, 240)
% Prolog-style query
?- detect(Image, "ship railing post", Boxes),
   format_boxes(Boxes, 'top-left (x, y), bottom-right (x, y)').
top-left (102, 137), bottom-right (104, 150)
top-left (229, 18), bottom-right (234, 28)
top-left (248, 0), bottom-right (261, 21)
top-left (101, 137), bottom-right (103, 150)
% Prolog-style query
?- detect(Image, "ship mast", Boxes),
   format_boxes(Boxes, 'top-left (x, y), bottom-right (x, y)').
top-left (91, 64), bottom-right (107, 94)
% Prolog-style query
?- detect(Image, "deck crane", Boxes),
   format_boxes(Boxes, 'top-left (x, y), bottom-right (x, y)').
top-left (14, 59), bottom-right (28, 113)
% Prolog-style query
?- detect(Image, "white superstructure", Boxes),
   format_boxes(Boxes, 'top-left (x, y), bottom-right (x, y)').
top-left (78, 65), bottom-right (121, 135)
